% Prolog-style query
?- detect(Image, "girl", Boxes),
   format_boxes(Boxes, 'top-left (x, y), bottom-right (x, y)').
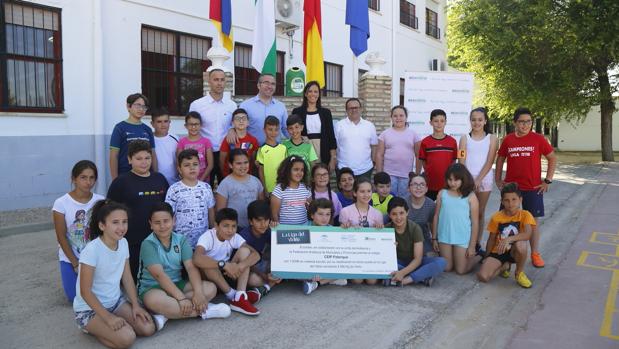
top-left (216, 149), bottom-right (265, 229)
top-left (407, 173), bottom-right (436, 255)
top-left (177, 111), bottom-right (214, 182)
top-left (310, 163), bottom-right (343, 224)
top-left (53, 160), bottom-right (105, 302)
top-left (432, 164), bottom-right (481, 274)
top-left (271, 155), bottom-right (311, 226)
top-left (459, 107), bottom-right (498, 254)
top-left (73, 200), bottom-right (154, 348)
top-left (138, 202), bottom-right (230, 332)
top-left (376, 106), bottom-right (422, 198)
top-left (335, 167), bottom-right (355, 208)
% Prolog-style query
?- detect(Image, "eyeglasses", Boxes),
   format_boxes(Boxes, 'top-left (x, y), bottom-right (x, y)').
top-left (516, 120), bottom-right (533, 125)
top-left (233, 115), bottom-right (248, 121)
top-left (132, 104), bottom-right (148, 111)
top-left (315, 172), bottom-right (329, 178)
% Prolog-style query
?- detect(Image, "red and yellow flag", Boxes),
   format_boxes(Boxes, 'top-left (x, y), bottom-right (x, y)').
top-left (303, 0), bottom-right (325, 87)
top-left (210, 0), bottom-right (233, 51)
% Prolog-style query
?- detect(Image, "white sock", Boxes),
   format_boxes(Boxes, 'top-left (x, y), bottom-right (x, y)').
top-left (264, 284), bottom-right (271, 291)
top-left (225, 288), bottom-right (236, 301)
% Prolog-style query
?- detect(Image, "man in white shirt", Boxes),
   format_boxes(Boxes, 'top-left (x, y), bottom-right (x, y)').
top-left (335, 98), bottom-right (378, 182)
top-left (189, 69), bottom-right (237, 186)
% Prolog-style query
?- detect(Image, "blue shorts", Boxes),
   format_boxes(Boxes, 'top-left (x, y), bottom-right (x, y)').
top-left (521, 190), bottom-right (544, 217)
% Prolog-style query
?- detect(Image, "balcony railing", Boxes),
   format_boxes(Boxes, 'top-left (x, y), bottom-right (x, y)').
top-left (426, 23), bottom-right (441, 39)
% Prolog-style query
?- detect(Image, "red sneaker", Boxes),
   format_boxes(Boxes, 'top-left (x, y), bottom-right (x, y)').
top-left (246, 289), bottom-right (261, 304)
top-left (230, 294), bottom-right (260, 316)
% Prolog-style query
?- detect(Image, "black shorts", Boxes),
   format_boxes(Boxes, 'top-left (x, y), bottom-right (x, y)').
top-left (487, 251), bottom-right (516, 264)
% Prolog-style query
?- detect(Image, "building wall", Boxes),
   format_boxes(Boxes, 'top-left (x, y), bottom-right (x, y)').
top-left (557, 106), bottom-right (619, 151)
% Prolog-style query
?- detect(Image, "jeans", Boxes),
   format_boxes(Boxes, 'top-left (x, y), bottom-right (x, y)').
top-left (398, 256), bottom-right (447, 282)
top-left (389, 175), bottom-right (410, 199)
top-left (60, 261), bottom-right (77, 302)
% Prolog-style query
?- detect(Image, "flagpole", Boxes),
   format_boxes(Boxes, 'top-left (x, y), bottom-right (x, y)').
top-left (352, 52), bottom-right (358, 97)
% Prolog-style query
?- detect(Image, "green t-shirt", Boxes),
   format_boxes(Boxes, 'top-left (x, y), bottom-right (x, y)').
top-left (137, 232), bottom-right (192, 295)
top-left (371, 193), bottom-right (393, 215)
top-left (283, 139), bottom-right (318, 173)
top-left (387, 219), bottom-right (424, 261)
top-left (256, 143), bottom-right (288, 193)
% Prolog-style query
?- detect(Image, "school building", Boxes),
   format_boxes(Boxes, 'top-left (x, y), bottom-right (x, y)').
top-left (0, 0), bottom-right (448, 230)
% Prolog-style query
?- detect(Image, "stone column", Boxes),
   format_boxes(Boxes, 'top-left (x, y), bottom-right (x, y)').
top-left (358, 52), bottom-right (392, 133)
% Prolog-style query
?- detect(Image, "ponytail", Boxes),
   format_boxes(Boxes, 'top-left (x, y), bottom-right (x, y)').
top-left (88, 200), bottom-right (129, 240)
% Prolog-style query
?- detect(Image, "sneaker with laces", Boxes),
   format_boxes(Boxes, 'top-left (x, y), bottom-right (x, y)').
top-left (303, 280), bottom-right (319, 295)
top-left (229, 295), bottom-right (260, 316)
top-left (254, 286), bottom-right (270, 297)
top-left (531, 252), bottom-right (545, 268)
top-left (332, 279), bottom-right (348, 286)
top-left (382, 279), bottom-right (401, 287)
top-left (246, 289), bottom-right (261, 304)
top-left (515, 271), bottom-right (532, 288)
top-left (500, 263), bottom-right (511, 278)
top-left (152, 314), bottom-right (168, 331)
top-left (200, 303), bottom-right (231, 319)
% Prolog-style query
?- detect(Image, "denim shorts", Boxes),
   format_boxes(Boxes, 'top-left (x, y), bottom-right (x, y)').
top-left (74, 295), bottom-right (126, 332)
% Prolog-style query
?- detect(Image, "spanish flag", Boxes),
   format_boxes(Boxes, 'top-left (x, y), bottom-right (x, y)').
top-left (303, 0), bottom-right (325, 87)
top-left (210, 0), bottom-right (233, 52)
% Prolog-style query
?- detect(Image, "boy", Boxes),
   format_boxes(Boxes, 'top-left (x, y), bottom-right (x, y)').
top-left (371, 172), bottom-right (394, 217)
top-left (107, 140), bottom-right (169, 278)
top-left (283, 114), bottom-right (318, 174)
top-left (417, 109), bottom-right (458, 201)
top-left (165, 149), bottom-right (216, 249)
top-left (220, 108), bottom-right (259, 177)
top-left (192, 208), bottom-right (262, 316)
top-left (151, 107), bottom-right (179, 185)
top-left (110, 93), bottom-right (158, 179)
top-left (476, 183), bottom-right (535, 288)
top-left (256, 116), bottom-right (288, 196)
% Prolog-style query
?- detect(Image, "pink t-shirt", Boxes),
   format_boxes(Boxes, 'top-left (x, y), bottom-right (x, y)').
top-left (378, 127), bottom-right (421, 178)
top-left (312, 190), bottom-right (343, 218)
top-left (177, 136), bottom-right (213, 180)
top-left (339, 204), bottom-right (383, 227)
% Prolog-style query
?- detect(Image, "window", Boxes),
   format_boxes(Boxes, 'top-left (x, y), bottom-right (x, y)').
top-left (323, 62), bottom-right (342, 97)
top-left (141, 26), bottom-right (211, 115)
top-left (426, 8), bottom-right (440, 39)
top-left (234, 43), bottom-right (285, 96)
top-left (1, 1), bottom-right (63, 112)
top-left (399, 78), bottom-right (405, 106)
top-left (400, 0), bottom-right (418, 29)
top-left (368, 0), bottom-right (380, 11)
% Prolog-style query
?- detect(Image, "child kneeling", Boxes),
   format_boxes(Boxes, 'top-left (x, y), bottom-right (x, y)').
top-left (138, 203), bottom-right (230, 332)
top-left (476, 183), bottom-right (534, 288)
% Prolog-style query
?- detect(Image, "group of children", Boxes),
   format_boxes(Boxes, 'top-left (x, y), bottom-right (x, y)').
top-left (52, 95), bottom-right (542, 348)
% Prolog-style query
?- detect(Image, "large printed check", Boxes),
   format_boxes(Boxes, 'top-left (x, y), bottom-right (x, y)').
top-left (271, 225), bottom-right (398, 279)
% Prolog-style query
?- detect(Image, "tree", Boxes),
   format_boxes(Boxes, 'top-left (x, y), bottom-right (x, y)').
top-left (448, 0), bottom-right (617, 161)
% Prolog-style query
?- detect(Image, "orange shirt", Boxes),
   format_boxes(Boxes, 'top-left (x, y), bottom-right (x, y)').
top-left (486, 209), bottom-right (536, 254)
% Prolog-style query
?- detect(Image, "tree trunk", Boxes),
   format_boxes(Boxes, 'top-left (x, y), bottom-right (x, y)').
top-left (597, 67), bottom-right (615, 161)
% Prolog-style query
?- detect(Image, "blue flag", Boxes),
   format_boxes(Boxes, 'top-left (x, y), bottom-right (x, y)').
top-left (345, 0), bottom-right (370, 56)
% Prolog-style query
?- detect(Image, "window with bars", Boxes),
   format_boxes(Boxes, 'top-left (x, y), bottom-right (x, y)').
top-left (399, 78), bottom-right (405, 106)
top-left (234, 43), bottom-right (284, 96)
top-left (141, 26), bottom-right (211, 115)
top-left (368, 0), bottom-right (380, 11)
top-left (0, 1), bottom-right (63, 112)
top-left (323, 62), bottom-right (342, 97)
top-left (426, 8), bottom-right (440, 39)
top-left (400, 0), bottom-right (418, 29)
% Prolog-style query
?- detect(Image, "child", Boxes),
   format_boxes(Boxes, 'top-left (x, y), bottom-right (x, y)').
top-left (151, 107), bottom-right (179, 185)
top-left (216, 149), bottom-right (265, 229)
top-left (165, 149), bottom-right (216, 248)
top-left (270, 155), bottom-right (312, 226)
top-left (310, 163), bottom-right (343, 224)
top-left (283, 114), bottom-right (318, 175)
top-left (138, 203), bottom-right (230, 332)
top-left (385, 197), bottom-right (446, 287)
top-left (371, 171), bottom-right (394, 220)
top-left (336, 167), bottom-right (355, 208)
top-left (238, 200), bottom-right (282, 297)
top-left (177, 111), bottom-right (214, 183)
top-left (418, 109), bottom-right (458, 201)
top-left (107, 140), bottom-right (169, 278)
top-left (53, 160), bottom-right (105, 302)
top-left (193, 208), bottom-right (262, 316)
top-left (459, 107), bottom-right (498, 254)
top-left (220, 108), bottom-right (259, 177)
top-left (110, 93), bottom-right (157, 179)
top-left (432, 163), bottom-right (481, 274)
top-left (407, 173), bottom-right (436, 255)
top-left (302, 198), bottom-right (348, 295)
top-left (256, 115), bottom-right (288, 196)
top-left (73, 200), bottom-right (154, 347)
top-left (477, 183), bottom-right (534, 288)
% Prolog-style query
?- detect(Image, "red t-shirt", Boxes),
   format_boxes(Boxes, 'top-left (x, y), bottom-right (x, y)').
top-left (220, 133), bottom-right (259, 176)
top-left (419, 135), bottom-right (458, 191)
top-left (497, 132), bottom-right (553, 191)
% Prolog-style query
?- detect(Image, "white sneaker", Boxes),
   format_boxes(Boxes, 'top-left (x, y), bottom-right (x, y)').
top-left (332, 279), bottom-right (348, 286)
top-left (303, 280), bottom-right (319, 295)
top-left (152, 314), bottom-right (168, 331)
top-left (201, 303), bottom-right (231, 319)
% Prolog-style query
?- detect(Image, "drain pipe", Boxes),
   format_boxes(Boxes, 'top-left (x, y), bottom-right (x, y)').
top-left (92, 0), bottom-right (106, 193)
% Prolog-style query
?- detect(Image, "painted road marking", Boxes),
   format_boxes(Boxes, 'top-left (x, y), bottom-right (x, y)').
top-left (576, 230), bottom-right (619, 340)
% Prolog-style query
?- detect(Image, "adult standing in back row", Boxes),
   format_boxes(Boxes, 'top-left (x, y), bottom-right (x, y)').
top-left (291, 81), bottom-right (338, 174)
top-left (239, 73), bottom-right (288, 145)
top-left (495, 107), bottom-right (557, 268)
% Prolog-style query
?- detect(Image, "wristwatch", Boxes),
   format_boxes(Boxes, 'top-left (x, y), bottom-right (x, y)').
top-left (543, 178), bottom-right (552, 184)
top-left (218, 260), bottom-right (226, 269)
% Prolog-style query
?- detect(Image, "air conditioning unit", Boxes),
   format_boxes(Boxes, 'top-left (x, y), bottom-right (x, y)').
top-left (275, 0), bottom-right (302, 29)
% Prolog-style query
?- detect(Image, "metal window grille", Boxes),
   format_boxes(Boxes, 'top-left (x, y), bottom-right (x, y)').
top-left (141, 26), bottom-right (211, 115)
top-left (368, 0), bottom-right (380, 11)
top-left (399, 0), bottom-right (418, 29)
top-left (322, 62), bottom-right (342, 97)
top-left (0, 0), bottom-right (63, 112)
top-left (425, 8), bottom-right (440, 39)
top-left (234, 42), bottom-right (284, 96)
top-left (399, 78), bottom-right (405, 106)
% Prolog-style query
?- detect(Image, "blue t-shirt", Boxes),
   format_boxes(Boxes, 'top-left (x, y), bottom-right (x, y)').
top-left (238, 226), bottom-right (271, 258)
top-left (336, 191), bottom-right (354, 208)
top-left (110, 120), bottom-right (155, 174)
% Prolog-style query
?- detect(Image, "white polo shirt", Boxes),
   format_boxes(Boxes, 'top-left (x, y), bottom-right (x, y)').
top-left (335, 117), bottom-right (378, 175)
top-left (189, 93), bottom-right (237, 152)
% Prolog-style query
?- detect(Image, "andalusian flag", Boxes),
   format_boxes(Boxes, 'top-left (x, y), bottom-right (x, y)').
top-left (209, 0), bottom-right (233, 52)
top-left (251, 0), bottom-right (277, 75)
top-left (303, 0), bottom-right (325, 87)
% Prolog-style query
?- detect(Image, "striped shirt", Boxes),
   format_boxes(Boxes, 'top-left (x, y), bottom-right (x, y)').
top-left (272, 183), bottom-right (311, 225)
